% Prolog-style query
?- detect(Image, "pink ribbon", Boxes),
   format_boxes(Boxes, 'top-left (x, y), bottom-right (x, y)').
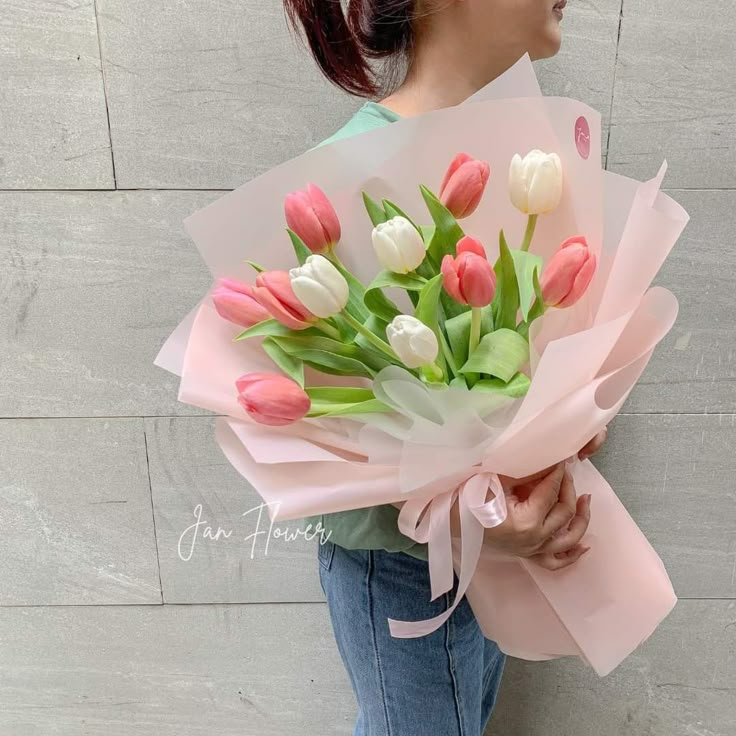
top-left (389, 469), bottom-right (508, 638)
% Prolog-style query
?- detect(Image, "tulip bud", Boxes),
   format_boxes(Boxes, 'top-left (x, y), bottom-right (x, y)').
top-left (439, 153), bottom-right (491, 219)
top-left (371, 216), bottom-right (426, 274)
top-left (540, 235), bottom-right (597, 308)
top-left (211, 277), bottom-right (271, 328)
top-left (508, 149), bottom-right (563, 215)
top-left (441, 237), bottom-right (496, 308)
top-left (289, 255), bottom-right (349, 319)
top-left (252, 270), bottom-right (315, 330)
top-left (386, 315), bottom-right (439, 369)
top-left (284, 183), bottom-right (341, 253)
top-left (236, 373), bottom-right (311, 426)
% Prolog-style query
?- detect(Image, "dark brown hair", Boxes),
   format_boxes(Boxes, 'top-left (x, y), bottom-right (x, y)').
top-left (283, 0), bottom-right (417, 97)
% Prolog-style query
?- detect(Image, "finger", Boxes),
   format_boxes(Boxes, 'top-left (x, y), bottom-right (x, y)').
top-left (531, 545), bottom-right (590, 571)
top-left (540, 465), bottom-right (578, 537)
top-left (578, 427), bottom-right (607, 460)
top-left (537, 495), bottom-right (591, 554)
top-left (501, 462), bottom-right (559, 489)
top-left (524, 462), bottom-right (566, 519)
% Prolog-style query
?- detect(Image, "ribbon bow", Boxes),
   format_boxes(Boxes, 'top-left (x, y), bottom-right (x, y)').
top-left (358, 365), bottom-right (522, 638)
top-left (390, 468), bottom-right (508, 637)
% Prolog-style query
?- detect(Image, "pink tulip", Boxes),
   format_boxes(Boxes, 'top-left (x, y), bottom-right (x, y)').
top-left (236, 373), bottom-right (311, 426)
top-left (441, 236), bottom-right (496, 308)
top-left (285, 183), bottom-right (341, 253)
top-left (540, 235), bottom-right (597, 309)
top-left (252, 270), bottom-right (315, 330)
top-left (211, 277), bottom-right (270, 328)
top-left (439, 153), bottom-right (491, 219)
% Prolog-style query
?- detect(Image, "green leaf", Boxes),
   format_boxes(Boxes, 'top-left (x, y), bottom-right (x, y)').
top-left (363, 270), bottom-right (425, 323)
top-left (420, 184), bottom-right (465, 265)
top-left (491, 232), bottom-right (520, 331)
top-left (327, 254), bottom-right (370, 321)
top-left (305, 386), bottom-right (392, 417)
top-left (518, 267), bottom-right (546, 340)
top-left (245, 260), bottom-right (266, 273)
top-left (354, 314), bottom-right (389, 352)
top-left (459, 328), bottom-right (529, 382)
top-left (414, 274), bottom-right (447, 374)
top-left (308, 399), bottom-right (391, 417)
top-left (444, 307), bottom-right (494, 368)
top-left (509, 249), bottom-right (543, 323)
top-left (262, 337), bottom-right (304, 386)
top-left (305, 387), bottom-right (376, 404)
top-left (234, 319), bottom-right (299, 341)
top-left (382, 199), bottom-right (422, 234)
top-left (471, 373), bottom-right (531, 399)
top-left (362, 192), bottom-right (388, 227)
top-left (286, 228), bottom-right (312, 265)
top-left (302, 352), bottom-right (376, 378)
top-left (273, 334), bottom-right (391, 374)
top-left (528, 266), bottom-right (546, 323)
top-left (415, 275), bottom-right (443, 333)
top-left (420, 224), bottom-right (436, 241)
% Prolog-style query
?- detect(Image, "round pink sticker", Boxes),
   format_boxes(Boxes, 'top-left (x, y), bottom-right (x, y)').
top-left (574, 116), bottom-right (590, 160)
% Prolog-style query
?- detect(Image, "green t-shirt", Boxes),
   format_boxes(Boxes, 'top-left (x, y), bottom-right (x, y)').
top-left (300, 101), bottom-right (429, 562)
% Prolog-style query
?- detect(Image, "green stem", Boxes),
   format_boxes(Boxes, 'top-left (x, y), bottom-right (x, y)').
top-left (315, 319), bottom-right (342, 340)
top-left (341, 310), bottom-right (400, 362)
top-left (438, 330), bottom-right (458, 380)
top-left (469, 307), bottom-right (482, 355)
top-left (324, 249), bottom-right (342, 267)
top-left (420, 362), bottom-right (444, 383)
top-left (520, 214), bottom-right (538, 252)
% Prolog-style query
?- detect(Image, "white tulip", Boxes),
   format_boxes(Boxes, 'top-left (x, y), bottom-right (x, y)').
top-left (289, 255), bottom-right (349, 318)
top-left (386, 315), bottom-right (439, 369)
top-left (371, 216), bottom-right (426, 274)
top-left (508, 149), bottom-right (563, 215)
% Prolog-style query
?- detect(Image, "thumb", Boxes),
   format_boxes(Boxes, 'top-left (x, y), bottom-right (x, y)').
top-left (525, 462), bottom-right (566, 518)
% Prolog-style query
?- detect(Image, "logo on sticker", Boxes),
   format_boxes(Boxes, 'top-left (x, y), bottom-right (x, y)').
top-left (574, 116), bottom-right (590, 160)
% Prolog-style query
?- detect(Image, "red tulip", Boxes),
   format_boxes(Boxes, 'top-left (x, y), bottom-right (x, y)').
top-left (439, 153), bottom-right (491, 219)
top-left (540, 235), bottom-right (597, 308)
top-left (252, 270), bottom-right (315, 330)
top-left (236, 373), bottom-right (311, 426)
top-left (211, 277), bottom-right (270, 328)
top-left (285, 183), bottom-right (341, 253)
top-left (441, 236), bottom-right (496, 308)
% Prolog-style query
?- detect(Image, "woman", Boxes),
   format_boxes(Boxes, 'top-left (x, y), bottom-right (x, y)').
top-left (284, 1), bottom-right (598, 733)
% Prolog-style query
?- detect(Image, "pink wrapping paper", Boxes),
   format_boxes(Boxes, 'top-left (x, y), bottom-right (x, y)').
top-left (155, 54), bottom-right (690, 676)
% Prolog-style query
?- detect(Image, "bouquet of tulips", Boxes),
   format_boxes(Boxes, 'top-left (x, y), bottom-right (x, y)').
top-left (214, 149), bottom-right (594, 425)
top-left (156, 54), bottom-right (689, 676)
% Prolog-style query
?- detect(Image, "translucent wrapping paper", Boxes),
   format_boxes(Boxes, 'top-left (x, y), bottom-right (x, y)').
top-left (155, 54), bottom-right (689, 676)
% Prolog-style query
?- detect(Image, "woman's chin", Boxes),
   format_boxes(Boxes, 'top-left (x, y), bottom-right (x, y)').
top-left (529, 26), bottom-right (563, 61)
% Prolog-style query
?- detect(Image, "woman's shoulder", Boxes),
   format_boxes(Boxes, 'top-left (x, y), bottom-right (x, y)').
top-left (310, 101), bottom-right (401, 151)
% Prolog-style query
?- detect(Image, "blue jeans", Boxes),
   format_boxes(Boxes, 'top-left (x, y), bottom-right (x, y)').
top-left (318, 539), bottom-right (506, 735)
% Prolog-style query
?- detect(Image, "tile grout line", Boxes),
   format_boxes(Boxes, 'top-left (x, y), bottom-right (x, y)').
top-left (604, 0), bottom-right (625, 171)
top-left (0, 597), bottom-right (730, 610)
top-left (2, 187), bottom-right (734, 193)
top-left (1, 412), bottom-right (735, 421)
top-left (92, 0), bottom-right (118, 189)
top-left (141, 419), bottom-right (165, 605)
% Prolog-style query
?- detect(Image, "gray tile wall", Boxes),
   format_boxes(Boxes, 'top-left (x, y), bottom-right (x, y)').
top-left (1, 1), bottom-right (733, 734)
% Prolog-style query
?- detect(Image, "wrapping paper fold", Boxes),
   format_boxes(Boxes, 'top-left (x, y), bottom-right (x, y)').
top-left (155, 53), bottom-right (690, 676)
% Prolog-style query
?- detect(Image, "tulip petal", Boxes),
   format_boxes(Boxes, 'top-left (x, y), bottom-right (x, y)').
top-left (439, 153), bottom-right (473, 197)
top-left (441, 254), bottom-right (466, 305)
top-left (558, 253), bottom-right (597, 308)
top-left (456, 235), bottom-right (486, 258)
top-left (307, 183), bottom-right (341, 245)
top-left (459, 254), bottom-right (496, 308)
